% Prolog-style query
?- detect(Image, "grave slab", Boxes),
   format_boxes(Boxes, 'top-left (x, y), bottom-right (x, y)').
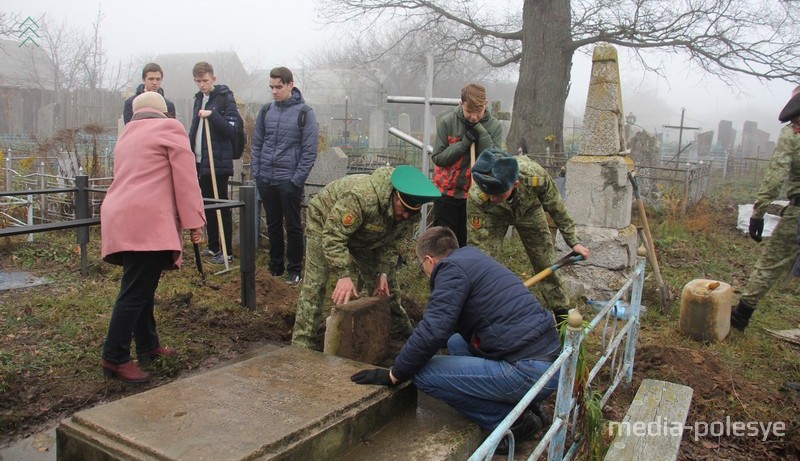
top-left (0, 271), bottom-right (49, 291)
top-left (56, 346), bottom-right (415, 461)
top-left (324, 297), bottom-right (391, 365)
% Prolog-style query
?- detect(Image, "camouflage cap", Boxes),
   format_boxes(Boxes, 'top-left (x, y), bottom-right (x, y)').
top-left (779, 92), bottom-right (800, 123)
top-left (390, 165), bottom-right (441, 210)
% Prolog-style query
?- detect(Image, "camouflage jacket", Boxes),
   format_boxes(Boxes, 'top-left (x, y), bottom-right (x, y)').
top-left (468, 155), bottom-right (579, 247)
top-left (753, 126), bottom-right (800, 218)
top-left (306, 167), bottom-right (418, 279)
top-left (431, 107), bottom-right (502, 199)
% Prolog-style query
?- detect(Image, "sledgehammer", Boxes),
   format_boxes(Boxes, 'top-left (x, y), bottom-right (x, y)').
top-left (524, 253), bottom-right (584, 288)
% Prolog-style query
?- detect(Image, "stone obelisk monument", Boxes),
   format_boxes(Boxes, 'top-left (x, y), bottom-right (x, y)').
top-left (559, 43), bottom-right (638, 299)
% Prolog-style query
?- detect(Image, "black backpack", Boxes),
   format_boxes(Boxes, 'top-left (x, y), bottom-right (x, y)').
top-left (218, 92), bottom-right (246, 160)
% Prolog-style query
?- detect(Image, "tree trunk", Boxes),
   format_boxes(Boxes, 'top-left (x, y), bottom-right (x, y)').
top-left (507, 0), bottom-right (573, 156)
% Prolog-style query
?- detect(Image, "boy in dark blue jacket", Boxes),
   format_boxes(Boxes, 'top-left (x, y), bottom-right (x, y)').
top-left (188, 61), bottom-right (240, 265)
top-left (351, 226), bottom-right (560, 453)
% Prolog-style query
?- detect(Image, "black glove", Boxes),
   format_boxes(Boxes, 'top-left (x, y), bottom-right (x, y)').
top-left (749, 217), bottom-right (764, 242)
top-left (464, 127), bottom-right (479, 143)
top-left (350, 368), bottom-right (395, 386)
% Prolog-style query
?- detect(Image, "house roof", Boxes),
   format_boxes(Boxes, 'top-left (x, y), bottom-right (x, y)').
top-left (0, 39), bottom-right (58, 89)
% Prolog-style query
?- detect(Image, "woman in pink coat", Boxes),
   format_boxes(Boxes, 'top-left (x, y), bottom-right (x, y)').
top-left (100, 92), bottom-right (206, 383)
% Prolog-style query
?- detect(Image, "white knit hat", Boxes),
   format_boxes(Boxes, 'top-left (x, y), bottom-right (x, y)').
top-left (132, 91), bottom-right (167, 113)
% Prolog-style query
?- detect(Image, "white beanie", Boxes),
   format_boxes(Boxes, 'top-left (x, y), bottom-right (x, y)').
top-left (132, 92), bottom-right (167, 113)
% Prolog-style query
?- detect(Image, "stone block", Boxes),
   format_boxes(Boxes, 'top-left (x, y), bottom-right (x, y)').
top-left (368, 109), bottom-right (386, 149)
top-left (306, 147), bottom-right (349, 201)
top-left (564, 156), bottom-right (632, 228)
top-left (324, 297), bottom-right (391, 365)
top-left (56, 346), bottom-right (416, 461)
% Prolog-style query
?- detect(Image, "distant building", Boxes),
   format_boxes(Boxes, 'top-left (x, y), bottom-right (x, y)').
top-left (0, 39), bottom-right (58, 134)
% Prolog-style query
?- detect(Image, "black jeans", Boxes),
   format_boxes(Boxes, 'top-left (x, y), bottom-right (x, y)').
top-left (433, 195), bottom-right (468, 247)
top-left (199, 173), bottom-right (232, 255)
top-left (102, 251), bottom-right (170, 364)
top-left (257, 180), bottom-right (304, 276)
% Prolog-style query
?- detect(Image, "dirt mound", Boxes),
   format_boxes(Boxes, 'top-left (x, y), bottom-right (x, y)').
top-left (605, 345), bottom-right (800, 460)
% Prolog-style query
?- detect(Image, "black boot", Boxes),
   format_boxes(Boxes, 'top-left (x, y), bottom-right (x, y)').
top-left (730, 300), bottom-right (756, 332)
top-left (495, 409), bottom-right (542, 455)
top-left (527, 401), bottom-right (552, 427)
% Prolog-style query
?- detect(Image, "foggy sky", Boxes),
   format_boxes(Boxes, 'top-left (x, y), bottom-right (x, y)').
top-left (5, 0), bottom-right (795, 142)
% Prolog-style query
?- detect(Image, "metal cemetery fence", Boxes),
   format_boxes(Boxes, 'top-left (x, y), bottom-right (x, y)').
top-left (470, 259), bottom-right (646, 460)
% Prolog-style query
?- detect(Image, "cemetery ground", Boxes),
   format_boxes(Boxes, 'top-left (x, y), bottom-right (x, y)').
top-left (0, 179), bottom-right (799, 460)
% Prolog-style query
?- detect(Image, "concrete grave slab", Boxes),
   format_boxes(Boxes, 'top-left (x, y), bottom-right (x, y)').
top-left (57, 346), bottom-right (416, 461)
top-left (324, 297), bottom-right (391, 365)
top-left (0, 271), bottom-right (50, 291)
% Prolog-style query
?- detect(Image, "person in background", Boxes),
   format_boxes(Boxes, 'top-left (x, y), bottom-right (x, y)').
top-left (732, 86), bottom-right (800, 331)
top-left (251, 67), bottom-right (319, 285)
top-left (188, 61), bottom-right (240, 265)
top-left (467, 148), bottom-right (589, 322)
top-left (431, 83), bottom-right (502, 247)
top-left (100, 92), bottom-right (205, 383)
top-left (292, 166), bottom-right (440, 349)
top-left (122, 62), bottom-right (176, 124)
top-left (350, 226), bottom-right (559, 455)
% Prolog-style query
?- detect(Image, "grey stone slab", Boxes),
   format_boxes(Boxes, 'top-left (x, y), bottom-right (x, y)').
top-left (0, 271), bottom-right (50, 291)
top-left (564, 156), bottom-right (632, 228)
top-left (368, 109), bottom-right (386, 149)
top-left (57, 346), bottom-right (416, 461)
top-left (324, 297), bottom-right (390, 365)
top-left (578, 43), bottom-right (626, 157)
top-left (339, 392), bottom-right (483, 461)
top-left (306, 147), bottom-right (349, 203)
top-left (0, 428), bottom-right (56, 461)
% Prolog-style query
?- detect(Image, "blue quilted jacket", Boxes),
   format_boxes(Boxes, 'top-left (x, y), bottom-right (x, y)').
top-left (251, 88), bottom-right (319, 187)
top-left (392, 246), bottom-right (561, 382)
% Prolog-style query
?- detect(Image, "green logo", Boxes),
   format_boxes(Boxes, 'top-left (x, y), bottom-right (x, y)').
top-left (17, 17), bottom-right (40, 47)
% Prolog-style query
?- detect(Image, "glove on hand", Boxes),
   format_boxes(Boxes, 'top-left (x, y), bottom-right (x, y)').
top-left (350, 368), bottom-right (394, 386)
top-left (464, 127), bottom-right (479, 143)
top-left (748, 217), bottom-right (764, 242)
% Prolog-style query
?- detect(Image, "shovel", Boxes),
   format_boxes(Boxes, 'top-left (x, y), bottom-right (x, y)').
top-left (628, 171), bottom-right (672, 309)
top-left (524, 252), bottom-right (584, 288)
top-left (193, 242), bottom-right (206, 284)
top-left (203, 118), bottom-right (232, 274)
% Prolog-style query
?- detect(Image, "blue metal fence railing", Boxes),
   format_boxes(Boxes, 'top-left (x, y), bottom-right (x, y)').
top-left (469, 258), bottom-right (646, 460)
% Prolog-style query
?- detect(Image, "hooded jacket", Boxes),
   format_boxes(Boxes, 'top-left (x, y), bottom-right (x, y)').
top-left (188, 84), bottom-right (239, 177)
top-left (122, 84), bottom-right (177, 124)
top-left (251, 87), bottom-right (319, 187)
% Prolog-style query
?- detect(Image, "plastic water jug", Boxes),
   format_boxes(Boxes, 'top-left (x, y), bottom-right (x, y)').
top-left (679, 279), bottom-right (732, 342)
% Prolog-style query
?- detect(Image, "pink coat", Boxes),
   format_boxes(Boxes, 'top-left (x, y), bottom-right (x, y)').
top-left (101, 110), bottom-right (206, 269)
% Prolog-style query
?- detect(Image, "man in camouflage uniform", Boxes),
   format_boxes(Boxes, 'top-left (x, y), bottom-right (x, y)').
top-left (467, 148), bottom-right (590, 319)
top-left (292, 166), bottom-right (441, 349)
top-left (732, 88), bottom-right (800, 332)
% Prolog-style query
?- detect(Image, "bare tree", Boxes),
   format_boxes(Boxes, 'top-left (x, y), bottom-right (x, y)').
top-left (36, 16), bottom-right (85, 91)
top-left (0, 12), bottom-right (21, 39)
top-left (319, 0), bottom-right (800, 154)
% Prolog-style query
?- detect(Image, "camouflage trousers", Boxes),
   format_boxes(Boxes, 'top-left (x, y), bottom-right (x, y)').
top-left (292, 236), bottom-right (413, 348)
top-left (467, 203), bottom-right (570, 311)
top-left (741, 205), bottom-right (800, 307)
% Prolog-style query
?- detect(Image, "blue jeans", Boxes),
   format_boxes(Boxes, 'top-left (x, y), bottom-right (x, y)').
top-left (411, 334), bottom-right (559, 431)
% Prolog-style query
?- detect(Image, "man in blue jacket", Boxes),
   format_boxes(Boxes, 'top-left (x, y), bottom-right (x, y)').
top-left (251, 67), bottom-right (319, 285)
top-left (351, 226), bottom-right (560, 454)
top-left (188, 61), bottom-right (241, 265)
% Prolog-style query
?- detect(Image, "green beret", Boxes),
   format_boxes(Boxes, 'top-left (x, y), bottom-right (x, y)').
top-left (390, 165), bottom-right (441, 210)
top-left (779, 93), bottom-right (800, 123)
top-left (471, 148), bottom-right (519, 195)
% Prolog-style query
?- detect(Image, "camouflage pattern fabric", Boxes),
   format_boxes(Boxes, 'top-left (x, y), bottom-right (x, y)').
top-left (292, 167), bottom-right (415, 348)
top-left (466, 156), bottom-right (579, 311)
top-left (741, 126), bottom-right (800, 306)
